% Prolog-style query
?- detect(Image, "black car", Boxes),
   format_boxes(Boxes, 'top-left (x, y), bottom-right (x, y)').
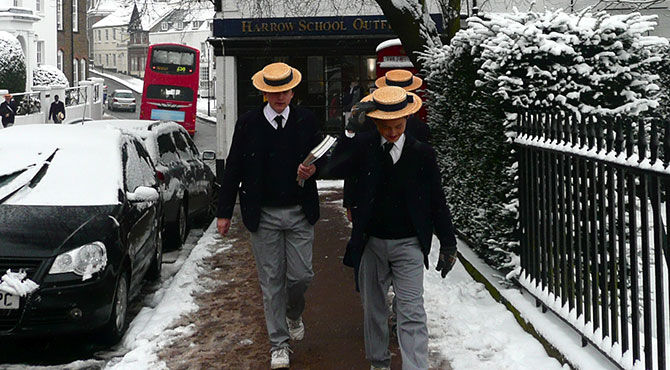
top-left (0, 125), bottom-right (163, 342)
top-left (91, 120), bottom-right (217, 249)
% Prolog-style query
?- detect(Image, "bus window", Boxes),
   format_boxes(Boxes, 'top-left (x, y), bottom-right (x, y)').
top-left (154, 50), bottom-right (168, 64)
top-left (146, 85), bottom-right (194, 102)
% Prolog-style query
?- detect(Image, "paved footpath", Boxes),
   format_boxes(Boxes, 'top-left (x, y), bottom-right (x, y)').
top-left (160, 186), bottom-right (424, 369)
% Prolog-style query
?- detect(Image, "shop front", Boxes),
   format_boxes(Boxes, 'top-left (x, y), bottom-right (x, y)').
top-left (210, 14), bottom-right (443, 135)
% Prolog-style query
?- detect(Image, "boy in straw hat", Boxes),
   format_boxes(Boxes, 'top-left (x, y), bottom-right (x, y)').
top-left (216, 62), bottom-right (323, 369)
top-left (324, 86), bottom-right (458, 370)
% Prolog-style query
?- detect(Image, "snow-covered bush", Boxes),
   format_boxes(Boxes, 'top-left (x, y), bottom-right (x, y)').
top-left (421, 9), bottom-right (666, 270)
top-left (0, 31), bottom-right (26, 94)
top-left (32, 65), bottom-right (69, 87)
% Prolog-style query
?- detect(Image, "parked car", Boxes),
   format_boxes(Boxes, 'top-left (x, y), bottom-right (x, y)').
top-left (0, 124), bottom-right (163, 342)
top-left (107, 90), bottom-right (136, 112)
top-left (90, 120), bottom-right (217, 249)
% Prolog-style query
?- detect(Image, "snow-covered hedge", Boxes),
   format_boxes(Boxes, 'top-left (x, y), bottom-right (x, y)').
top-left (32, 65), bottom-right (69, 87)
top-left (421, 9), bottom-right (666, 270)
top-left (0, 31), bottom-right (26, 94)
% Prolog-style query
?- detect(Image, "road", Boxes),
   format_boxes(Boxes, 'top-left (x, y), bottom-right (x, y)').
top-left (99, 74), bottom-right (141, 120)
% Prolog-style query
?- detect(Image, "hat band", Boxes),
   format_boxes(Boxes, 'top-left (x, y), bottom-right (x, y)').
top-left (387, 78), bottom-right (413, 88)
top-left (263, 70), bottom-right (294, 87)
top-left (373, 95), bottom-right (414, 112)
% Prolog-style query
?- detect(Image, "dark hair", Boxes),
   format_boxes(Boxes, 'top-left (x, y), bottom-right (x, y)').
top-left (54, 95), bottom-right (59, 99)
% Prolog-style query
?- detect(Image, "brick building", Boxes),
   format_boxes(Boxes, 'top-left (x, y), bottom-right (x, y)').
top-left (57, 0), bottom-right (89, 85)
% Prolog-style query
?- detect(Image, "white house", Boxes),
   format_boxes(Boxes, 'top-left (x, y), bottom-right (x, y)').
top-left (0, 0), bottom-right (58, 90)
top-left (91, 5), bottom-right (133, 73)
top-left (149, 3), bottom-right (215, 96)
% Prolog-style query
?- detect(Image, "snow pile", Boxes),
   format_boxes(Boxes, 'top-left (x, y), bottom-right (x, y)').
top-left (0, 31), bottom-right (26, 94)
top-left (32, 64), bottom-right (69, 87)
top-left (424, 239), bottom-right (566, 370)
top-left (0, 269), bottom-right (39, 297)
top-left (105, 223), bottom-right (231, 369)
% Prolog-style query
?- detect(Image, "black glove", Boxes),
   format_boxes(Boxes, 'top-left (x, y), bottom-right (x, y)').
top-left (436, 250), bottom-right (458, 278)
top-left (345, 101), bottom-right (376, 133)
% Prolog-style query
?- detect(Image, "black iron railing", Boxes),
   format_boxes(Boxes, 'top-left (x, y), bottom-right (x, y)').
top-left (515, 110), bottom-right (669, 369)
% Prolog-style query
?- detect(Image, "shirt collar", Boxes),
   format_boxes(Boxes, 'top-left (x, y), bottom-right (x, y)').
top-left (263, 104), bottom-right (290, 128)
top-left (380, 133), bottom-right (405, 152)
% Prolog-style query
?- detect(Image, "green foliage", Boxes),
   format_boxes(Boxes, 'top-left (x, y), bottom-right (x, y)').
top-left (421, 45), bottom-right (518, 269)
top-left (0, 32), bottom-right (26, 94)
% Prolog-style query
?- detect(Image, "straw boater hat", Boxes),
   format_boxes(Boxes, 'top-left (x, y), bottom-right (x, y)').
top-left (361, 86), bottom-right (422, 120)
top-left (375, 69), bottom-right (422, 92)
top-left (3, 93), bottom-right (11, 99)
top-left (252, 62), bottom-right (302, 93)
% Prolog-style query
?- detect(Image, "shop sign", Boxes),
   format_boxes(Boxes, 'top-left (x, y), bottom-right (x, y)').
top-left (213, 14), bottom-right (443, 38)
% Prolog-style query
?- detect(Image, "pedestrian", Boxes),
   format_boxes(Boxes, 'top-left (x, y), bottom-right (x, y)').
top-left (216, 62), bottom-right (324, 369)
top-left (342, 79), bottom-right (362, 122)
top-left (343, 69), bottom-right (430, 223)
top-left (324, 85), bottom-right (459, 370)
top-left (0, 93), bottom-right (17, 128)
top-left (49, 95), bottom-right (65, 123)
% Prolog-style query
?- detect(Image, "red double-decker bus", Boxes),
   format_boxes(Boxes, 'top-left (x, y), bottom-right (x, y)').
top-left (140, 43), bottom-right (200, 135)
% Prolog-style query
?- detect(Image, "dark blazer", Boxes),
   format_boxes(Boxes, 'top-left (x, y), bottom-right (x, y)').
top-left (217, 104), bottom-right (324, 232)
top-left (49, 101), bottom-right (65, 122)
top-left (343, 115), bottom-right (431, 208)
top-left (0, 100), bottom-right (17, 127)
top-left (324, 130), bottom-right (457, 270)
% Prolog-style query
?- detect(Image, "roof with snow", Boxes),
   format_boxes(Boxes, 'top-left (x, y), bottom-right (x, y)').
top-left (150, 3), bottom-right (213, 32)
top-left (92, 5), bottom-right (133, 28)
top-left (134, 2), bottom-right (173, 31)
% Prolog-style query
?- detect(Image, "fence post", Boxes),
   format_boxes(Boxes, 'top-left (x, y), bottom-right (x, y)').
top-left (32, 86), bottom-right (50, 123)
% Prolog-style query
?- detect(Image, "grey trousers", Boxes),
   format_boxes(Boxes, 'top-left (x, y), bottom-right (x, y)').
top-left (250, 205), bottom-right (315, 351)
top-left (359, 236), bottom-right (428, 370)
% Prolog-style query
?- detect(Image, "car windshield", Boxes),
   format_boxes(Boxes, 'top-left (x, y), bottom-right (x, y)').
top-left (116, 92), bottom-right (133, 98)
top-left (0, 130), bottom-right (123, 206)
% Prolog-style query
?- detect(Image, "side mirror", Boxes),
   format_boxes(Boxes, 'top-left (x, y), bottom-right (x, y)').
top-left (126, 186), bottom-right (159, 203)
top-left (201, 150), bottom-right (215, 160)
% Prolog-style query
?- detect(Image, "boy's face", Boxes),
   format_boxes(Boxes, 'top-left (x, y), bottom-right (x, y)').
top-left (264, 90), bottom-right (294, 114)
top-left (374, 117), bottom-right (407, 143)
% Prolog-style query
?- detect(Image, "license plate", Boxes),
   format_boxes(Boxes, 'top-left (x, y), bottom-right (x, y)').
top-left (0, 292), bottom-right (19, 309)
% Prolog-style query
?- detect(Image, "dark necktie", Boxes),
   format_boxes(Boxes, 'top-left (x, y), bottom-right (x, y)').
top-left (382, 142), bottom-right (394, 167)
top-left (274, 115), bottom-right (284, 131)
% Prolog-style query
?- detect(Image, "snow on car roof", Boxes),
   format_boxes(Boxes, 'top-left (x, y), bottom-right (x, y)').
top-left (87, 120), bottom-right (186, 161)
top-left (0, 125), bottom-right (124, 206)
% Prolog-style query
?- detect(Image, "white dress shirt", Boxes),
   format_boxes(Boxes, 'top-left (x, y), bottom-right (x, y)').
top-left (263, 104), bottom-right (290, 129)
top-left (381, 134), bottom-right (405, 164)
top-left (343, 130), bottom-right (405, 164)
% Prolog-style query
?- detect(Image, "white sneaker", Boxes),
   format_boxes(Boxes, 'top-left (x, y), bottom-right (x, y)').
top-left (287, 316), bottom-right (305, 341)
top-left (271, 347), bottom-right (290, 369)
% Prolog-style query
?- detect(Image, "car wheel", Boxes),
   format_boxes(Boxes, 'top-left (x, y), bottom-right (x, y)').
top-left (101, 271), bottom-right (129, 344)
top-left (166, 201), bottom-right (189, 250)
top-left (147, 229), bottom-right (163, 281)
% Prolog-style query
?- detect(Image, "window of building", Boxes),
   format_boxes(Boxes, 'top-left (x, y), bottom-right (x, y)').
top-left (106, 54), bottom-right (109, 65)
top-left (36, 41), bottom-right (44, 65)
top-left (36, 0), bottom-right (41, 12)
top-left (97, 30), bottom-right (101, 40)
top-left (72, 0), bottom-right (78, 32)
top-left (57, 0), bottom-right (62, 30)
top-left (57, 50), bottom-right (63, 71)
top-left (105, 29), bottom-right (108, 40)
top-left (73, 59), bottom-right (79, 85)
top-left (161, 22), bottom-right (168, 31)
top-left (13, 0), bottom-right (21, 7)
top-left (113, 54), bottom-right (116, 66)
top-left (192, 21), bottom-right (201, 29)
top-left (113, 29), bottom-right (116, 40)
top-left (80, 59), bottom-right (86, 81)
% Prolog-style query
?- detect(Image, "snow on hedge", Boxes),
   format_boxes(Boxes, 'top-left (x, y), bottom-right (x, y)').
top-left (33, 64), bottom-right (69, 87)
top-left (421, 9), bottom-right (666, 271)
top-left (0, 31), bottom-right (26, 93)
top-left (454, 10), bottom-right (667, 116)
